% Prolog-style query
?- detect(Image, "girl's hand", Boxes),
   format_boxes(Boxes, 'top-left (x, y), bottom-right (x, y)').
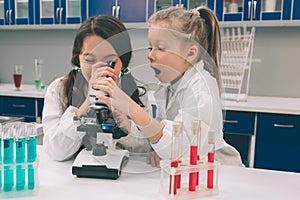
top-left (146, 151), bottom-right (161, 167)
top-left (112, 109), bottom-right (131, 134)
top-left (95, 77), bottom-right (132, 116)
top-left (90, 61), bottom-right (118, 89)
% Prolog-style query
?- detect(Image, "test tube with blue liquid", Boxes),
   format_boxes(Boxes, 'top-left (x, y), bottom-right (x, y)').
top-left (3, 123), bottom-right (14, 192)
top-left (15, 122), bottom-right (26, 191)
top-left (0, 124), bottom-right (3, 189)
top-left (26, 123), bottom-right (37, 190)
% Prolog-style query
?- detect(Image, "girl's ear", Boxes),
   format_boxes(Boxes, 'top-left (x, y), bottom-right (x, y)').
top-left (186, 45), bottom-right (199, 63)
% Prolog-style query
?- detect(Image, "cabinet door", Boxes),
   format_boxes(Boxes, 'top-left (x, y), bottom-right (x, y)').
top-left (1, 96), bottom-right (36, 122)
top-left (36, 0), bottom-right (86, 24)
top-left (292, 0), bottom-right (300, 20)
top-left (15, 0), bottom-right (34, 24)
top-left (261, 0), bottom-right (291, 20)
top-left (156, 0), bottom-right (173, 11)
top-left (118, 0), bottom-right (148, 22)
top-left (0, 0), bottom-right (14, 25)
top-left (187, 0), bottom-right (215, 10)
top-left (254, 113), bottom-right (300, 172)
top-left (223, 110), bottom-right (255, 167)
top-left (88, 0), bottom-right (115, 17)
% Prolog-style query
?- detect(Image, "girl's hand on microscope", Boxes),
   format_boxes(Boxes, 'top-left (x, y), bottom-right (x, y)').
top-left (112, 109), bottom-right (131, 134)
top-left (95, 77), bottom-right (133, 116)
top-left (90, 61), bottom-right (117, 89)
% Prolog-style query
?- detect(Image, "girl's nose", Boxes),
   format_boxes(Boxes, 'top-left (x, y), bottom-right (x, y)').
top-left (147, 49), bottom-right (154, 62)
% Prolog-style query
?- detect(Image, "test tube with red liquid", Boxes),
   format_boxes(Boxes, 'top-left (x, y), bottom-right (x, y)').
top-left (189, 120), bottom-right (201, 191)
top-left (207, 130), bottom-right (215, 189)
top-left (169, 121), bottom-right (183, 195)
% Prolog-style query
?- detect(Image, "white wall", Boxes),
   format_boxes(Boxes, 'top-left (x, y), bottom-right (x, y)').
top-left (0, 26), bottom-right (300, 98)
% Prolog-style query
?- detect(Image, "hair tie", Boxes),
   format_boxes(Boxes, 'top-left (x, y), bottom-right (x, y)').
top-left (190, 8), bottom-right (205, 23)
top-left (73, 66), bottom-right (80, 72)
top-left (190, 8), bottom-right (200, 17)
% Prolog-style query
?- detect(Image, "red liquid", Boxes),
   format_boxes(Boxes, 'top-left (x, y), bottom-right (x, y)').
top-left (13, 74), bottom-right (22, 89)
top-left (169, 160), bottom-right (181, 195)
top-left (189, 145), bottom-right (198, 191)
top-left (207, 152), bottom-right (214, 189)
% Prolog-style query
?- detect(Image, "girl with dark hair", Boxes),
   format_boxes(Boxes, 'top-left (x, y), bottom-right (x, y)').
top-left (42, 15), bottom-right (151, 161)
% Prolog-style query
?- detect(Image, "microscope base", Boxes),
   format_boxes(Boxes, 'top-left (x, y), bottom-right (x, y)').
top-left (72, 148), bottom-right (129, 180)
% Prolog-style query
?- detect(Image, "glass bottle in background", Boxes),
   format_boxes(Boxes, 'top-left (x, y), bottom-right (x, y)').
top-left (13, 65), bottom-right (23, 91)
top-left (34, 59), bottom-right (43, 90)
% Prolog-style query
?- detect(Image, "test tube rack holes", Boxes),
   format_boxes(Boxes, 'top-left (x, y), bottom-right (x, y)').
top-left (220, 26), bottom-right (256, 102)
top-left (159, 160), bottom-right (219, 200)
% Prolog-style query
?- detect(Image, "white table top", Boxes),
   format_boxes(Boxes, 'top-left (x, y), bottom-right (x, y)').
top-left (3, 146), bottom-right (300, 200)
top-left (223, 96), bottom-right (300, 115)
top-left (0, 83), bottom-right (46, 98)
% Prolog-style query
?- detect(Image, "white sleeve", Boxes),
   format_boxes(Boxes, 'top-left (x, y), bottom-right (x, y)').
top-left (42, 79), bottom-right (84, 161)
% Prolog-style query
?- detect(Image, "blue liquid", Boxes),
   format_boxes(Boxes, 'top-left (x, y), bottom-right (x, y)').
top-left (3, 138), bottom-right (14, 192)
top-left (16, 138), bottom-right (26, 191)
top-left (27, 136), bottom-right (37, 190)
top-left (0, 139), bottom-right (2, 189)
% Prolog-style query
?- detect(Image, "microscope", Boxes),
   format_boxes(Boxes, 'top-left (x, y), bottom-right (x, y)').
top-left (72, 61), bottom-right (129, 180)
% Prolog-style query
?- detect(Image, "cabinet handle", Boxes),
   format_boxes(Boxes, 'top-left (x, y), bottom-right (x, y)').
top-left (60, 8), bottom-right (63, 23)
top-left (9, 9), bottom-right (13, 24)
top-left (56, 8), bottom-right (60, 23)
top-left (116, 6), bottom-right (120, 19)
top-left (112, 6), bottom-right (116, 17)
top-left (6, 10), bottom-right (9, 24)
top-left (273, 124), bottom-right (294, 128)
top-left (248, 1), bottom-right (251, 19)
top-left (223, 120), bottom-right (238, 124)
top-left (253, 0), bottom-right (257, 19)
top-left (12, 104), bottom-right (25, 108)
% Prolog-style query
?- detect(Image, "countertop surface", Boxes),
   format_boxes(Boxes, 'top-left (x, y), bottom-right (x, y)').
top-left (1, 146), bottom-right (300, 200)
top-left (1, 83), bottom-right (300, 115)
top-left (0, 83), bottom-right (46, 98)
top-left (222, 96), bottom-right (300, 115)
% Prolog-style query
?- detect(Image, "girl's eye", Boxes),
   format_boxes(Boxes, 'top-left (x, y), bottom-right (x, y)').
top-left (148, 47), bottom-right (153, 51)
top-left (85, 58), bottom-right (96, 64)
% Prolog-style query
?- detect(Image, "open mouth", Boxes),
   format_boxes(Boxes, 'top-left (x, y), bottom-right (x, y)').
top-left (152, 68), bottom-right (161, 75)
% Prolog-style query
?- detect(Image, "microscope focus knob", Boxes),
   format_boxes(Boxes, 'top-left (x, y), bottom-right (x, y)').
top-left (92, 143), bottom-right (107, 156)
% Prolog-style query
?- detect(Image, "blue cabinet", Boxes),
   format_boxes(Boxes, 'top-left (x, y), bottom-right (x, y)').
top-left (216, 0), bottom-right (292, 22)
top-left (292, 0), bottom-right (300, 20)
top-left (88, 0), bottom-right (154, 23)
top-left (254, 113), bottom-right (300, 172)
top-left (0, 0), bottom-right (34, 25)
top-left (35, 0), bottom-right (87, 25)
top-left (223, 110), bottom-right (255, 167)
top-left (0, 96), bottom-right (44, 122)
top-left (156, 0), bottom-right (214, 11)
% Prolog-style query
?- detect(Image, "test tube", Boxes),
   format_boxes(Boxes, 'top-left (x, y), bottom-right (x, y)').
top-left (15, 122), bottom-right (26, 191)
top-left (3, 123), bottom-right (14, 192)
top-left (26, 123), bottom-right (37, 190)
top-left (207, 130), bottom-right (215, 189)
top-left (0, 124), bottom-right (3, 189)
top-left (169, 121), bottom-right (183, 195)
top-left (189, 120), bottom-right (201, 192)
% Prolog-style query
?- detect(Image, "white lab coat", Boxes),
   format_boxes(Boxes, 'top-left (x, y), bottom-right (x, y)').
top-left (42, 76), bottom-right (152, 161)
top-left (150, 61), bottom-right (243, 166)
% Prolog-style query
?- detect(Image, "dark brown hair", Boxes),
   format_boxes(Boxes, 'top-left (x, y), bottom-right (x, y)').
top-left (63, 15), bottom-right (144, 110)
